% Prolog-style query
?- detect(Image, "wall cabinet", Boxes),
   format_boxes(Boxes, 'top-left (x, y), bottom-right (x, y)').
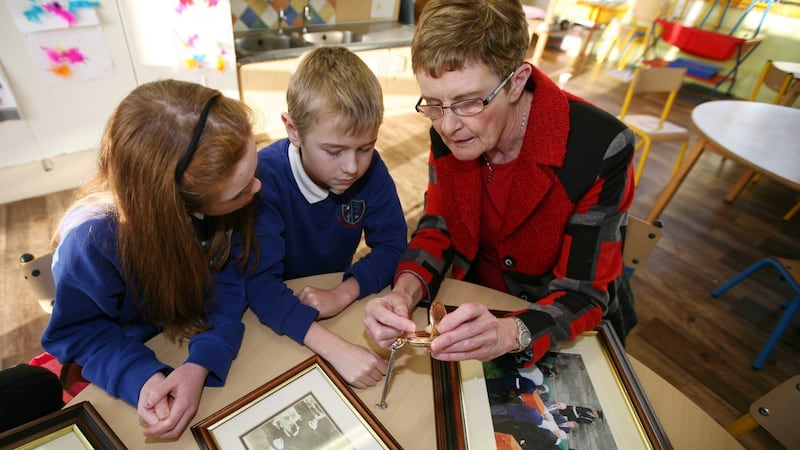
top-left (238, 45), bottom-right (418, 141)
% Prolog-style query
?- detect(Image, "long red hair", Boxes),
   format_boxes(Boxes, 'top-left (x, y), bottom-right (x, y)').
top-left (55, 79), bottom-right (257, 341)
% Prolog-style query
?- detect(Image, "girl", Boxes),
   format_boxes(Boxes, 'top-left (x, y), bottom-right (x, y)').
top-left (41, 79), bottom-right (261, 440)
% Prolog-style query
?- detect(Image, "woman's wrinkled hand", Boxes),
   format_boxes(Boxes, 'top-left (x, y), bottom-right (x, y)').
top-left (429, 302), bottom-right (518, 361)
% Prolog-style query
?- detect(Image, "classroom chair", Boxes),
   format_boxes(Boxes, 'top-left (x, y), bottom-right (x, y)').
top-left (726, 374), bottom-right (800, 447)
top-left (622, 216), bottom-right (663, 278)
top-left (20, 252), bottom-right (89, 400)
top-left (749, 59), bottom-right (798, 106)
top-left (711, 257), bottom-right (800, 369)
top-left (618, 66), bottom-right (690, 186)
top-left (595, 0), bottom-right (670, 70)
top-left (20, 252), bottom-right (55, 314)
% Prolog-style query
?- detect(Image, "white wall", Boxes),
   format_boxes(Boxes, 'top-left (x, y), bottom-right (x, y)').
top-left (0, 0), bottom-right (239, 204)
top-left (0, 1), bottom-right (135, 168)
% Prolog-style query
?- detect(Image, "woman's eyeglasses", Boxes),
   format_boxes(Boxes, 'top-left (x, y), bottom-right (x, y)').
top-left (415, 70), bottom-right (515, 119)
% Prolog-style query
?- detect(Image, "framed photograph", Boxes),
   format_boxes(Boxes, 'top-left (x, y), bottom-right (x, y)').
top-left (0, 401), bottom-right (126, 449)
top-left (432, 319), bottom-right (671, 450)
top-left (192, 355), bottom-right (401, 450)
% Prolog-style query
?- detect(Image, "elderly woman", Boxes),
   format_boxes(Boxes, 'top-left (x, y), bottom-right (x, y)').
top-left (363, 0), bottom-right (637, 365)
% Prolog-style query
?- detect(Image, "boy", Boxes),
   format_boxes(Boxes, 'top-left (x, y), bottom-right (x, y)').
top-left (245, 46), bottom-right (407, 387)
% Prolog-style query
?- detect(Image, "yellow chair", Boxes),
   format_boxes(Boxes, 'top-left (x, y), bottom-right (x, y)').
top-left (618, 66), bottom-right (690, 186)
top-left (595, 0), bottom-right (671, 69)
top-left (726, 374), bottom-right (800, 447)
top-left (725, 60), bottom-right (799, 220)
top-left (749, 59), bottom-right (798, 105)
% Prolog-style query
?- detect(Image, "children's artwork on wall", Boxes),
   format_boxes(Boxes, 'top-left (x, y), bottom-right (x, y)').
top-left (171, 0), bottom-right (234, 73)
top-left (370, 0), bottom-right (395, 19)
top-left (23, 27), bottom-right (112, 84)
top-left (0, 63), bottom-right (22, 121)
top-left (5, 0), bottom-right (101, 32)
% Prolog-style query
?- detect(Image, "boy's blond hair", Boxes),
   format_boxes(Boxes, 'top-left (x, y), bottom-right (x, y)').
top-left (287, 46), bottom-right (383, 138)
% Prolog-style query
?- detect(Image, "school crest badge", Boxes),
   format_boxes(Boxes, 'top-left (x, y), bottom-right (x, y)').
top-left (341, 199), bottom-right (366, 225)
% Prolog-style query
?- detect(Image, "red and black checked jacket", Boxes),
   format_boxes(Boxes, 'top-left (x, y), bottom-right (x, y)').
top-left (396, 63), bottom-right (637, 363)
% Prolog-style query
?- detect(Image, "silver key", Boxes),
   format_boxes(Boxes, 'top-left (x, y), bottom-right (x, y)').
top-left (376, 338), bottom-right (406, 409)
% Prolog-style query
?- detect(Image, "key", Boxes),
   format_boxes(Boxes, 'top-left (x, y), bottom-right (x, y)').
top-left (376, 338), bottom-right (405, 409)
top-left (375, 302), bottom-right (447, 409)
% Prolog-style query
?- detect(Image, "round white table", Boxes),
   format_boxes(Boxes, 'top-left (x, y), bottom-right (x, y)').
top-left (646, 100), bottom-right (800, 222)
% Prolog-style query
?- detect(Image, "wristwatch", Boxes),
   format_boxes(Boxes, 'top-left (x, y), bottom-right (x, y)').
top-left (512, 317), bottom-right (532, 353)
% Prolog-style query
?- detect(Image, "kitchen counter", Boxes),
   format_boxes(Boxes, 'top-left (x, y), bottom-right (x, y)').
top-left (235, 20), bottom-right (415, 64)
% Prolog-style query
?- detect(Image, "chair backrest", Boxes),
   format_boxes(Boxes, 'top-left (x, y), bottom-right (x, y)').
top-left (630, 0), bottom-right (671, 24)
top-left (20, 253), bottom-right (55, 314)
top-left (623, 216), bottom-right (663, 277)
top-left (748, 60), bottom-right (794, 105)
top-left (747, 374), bottom-right (800, 447)
top-left (619, 66), bottom-right (687, 125)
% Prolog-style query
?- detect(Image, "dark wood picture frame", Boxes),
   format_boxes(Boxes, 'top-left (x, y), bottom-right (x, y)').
top-left (192, 354), bottom-right (401, 450)
top-left (432, 319), bottom-right (671, 450)
top-left (0, 401), bottom-right (126, 449)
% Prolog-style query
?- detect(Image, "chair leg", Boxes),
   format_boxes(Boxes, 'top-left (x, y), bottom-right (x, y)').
top-left (616, 38), bottom-right (640, 70)
top-left (752, 294), bottom-right (800, 369)
top-left (671, 140), bottom-right (689, 177)
top-left (783, 200), bottom-right (800, 221)
top-left (726, 412), bottom-right (759, 438)
top-left (713, 258), bottom-right (800, 369)
top-left (711, 258), bottom-right (774, 297)
top-left (634, 138), bottom-right (653, 186)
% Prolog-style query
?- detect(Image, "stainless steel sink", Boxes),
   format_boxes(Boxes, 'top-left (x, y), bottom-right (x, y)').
top-left (234, 33), bottom-right (308, 56)
top-left (301, 30), bottom-right (364, 45)
top-left (233, 23), bottom-right (413, 63)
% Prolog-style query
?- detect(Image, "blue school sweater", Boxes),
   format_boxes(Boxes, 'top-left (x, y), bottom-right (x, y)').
top-left (41, 213), bottom-right (245, 406)
top-left (222, 138), bottom-right (407, 344)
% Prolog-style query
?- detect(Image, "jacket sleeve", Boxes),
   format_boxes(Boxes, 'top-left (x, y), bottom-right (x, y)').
top-left (188, 261), bottom-right (247, 388)
top-left (520, 110), bottom-right (636, 363)
top-left (394, 143), bottom-right (455, 302)
top-left (41, 224), bottom-right (170, 407)
top-left (245, 194), bottom-right (319, 344)
top-left (344, 153), bottom-right (408, 297)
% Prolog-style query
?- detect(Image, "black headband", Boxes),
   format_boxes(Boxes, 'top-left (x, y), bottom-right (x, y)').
top-left (174, 94), bottom-right (221, 183)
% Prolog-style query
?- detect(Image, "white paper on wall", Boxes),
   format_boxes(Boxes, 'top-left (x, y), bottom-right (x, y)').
top-left (123, 0), bottom-right (235, 74)
top-left (5, 0), bottom-right (100, 32)
top-left (23, 26), bottom-right (113, 84)
top-left (370, 0), bottom-right (395, 19)
top-left (0, 62), bottom-right (22, 121)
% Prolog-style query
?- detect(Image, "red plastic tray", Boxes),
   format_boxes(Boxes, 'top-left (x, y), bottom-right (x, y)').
top-left (655, 19), bottom-right (746, 61)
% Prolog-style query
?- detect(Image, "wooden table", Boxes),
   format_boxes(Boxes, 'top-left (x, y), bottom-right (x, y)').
top-left (67, 274), bottom-right (743, 449)
top-left (646, 100), bottom-right (800, 222)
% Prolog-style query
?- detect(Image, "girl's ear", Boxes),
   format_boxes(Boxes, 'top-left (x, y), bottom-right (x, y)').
top-left (281, 112), bottom-right (302, 147)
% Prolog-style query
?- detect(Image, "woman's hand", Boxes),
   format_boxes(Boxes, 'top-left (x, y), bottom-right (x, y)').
top-left (429, 303), bottom-right (519, 361)
top-left (363, 291), bottom-right (417, 348)
top-left (138, 363), bottom-right (208, 440)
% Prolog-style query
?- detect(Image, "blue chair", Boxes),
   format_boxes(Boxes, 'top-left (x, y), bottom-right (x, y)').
top-left (711, 257), bottom-right (800, 369)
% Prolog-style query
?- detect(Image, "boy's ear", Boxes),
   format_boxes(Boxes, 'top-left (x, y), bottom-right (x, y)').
top-left (282, 112), bottom-right (302, 147)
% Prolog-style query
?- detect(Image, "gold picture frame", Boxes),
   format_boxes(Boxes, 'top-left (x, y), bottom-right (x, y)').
top-left (192, 355), bottom-right (401, 450)
top-left (0, 401), bottom-right (126, 449)
top-left (432, 319), bottom-right (671, 450)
